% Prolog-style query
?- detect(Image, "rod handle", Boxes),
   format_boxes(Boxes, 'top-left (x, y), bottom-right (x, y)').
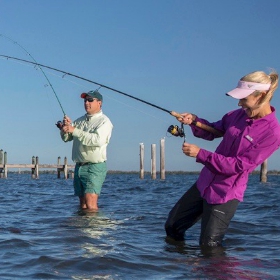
top-left (170, 111), bottom-right (182, 118)
top-left (192, 121), bottom-right (224, 137)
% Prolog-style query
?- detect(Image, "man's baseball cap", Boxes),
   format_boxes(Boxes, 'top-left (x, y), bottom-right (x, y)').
top-left (81, 90), bottom-right (103, 101)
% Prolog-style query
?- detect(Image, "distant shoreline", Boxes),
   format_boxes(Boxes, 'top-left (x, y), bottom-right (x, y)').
top-left (5, 170), bottom-right (280, 175)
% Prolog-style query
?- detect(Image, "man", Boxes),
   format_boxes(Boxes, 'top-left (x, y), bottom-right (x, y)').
top-left (59, 90), bottom-right (113, 211)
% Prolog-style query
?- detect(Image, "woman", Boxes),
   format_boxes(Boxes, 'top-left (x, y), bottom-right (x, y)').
top-left (165, 70), bottom-right (280, 247)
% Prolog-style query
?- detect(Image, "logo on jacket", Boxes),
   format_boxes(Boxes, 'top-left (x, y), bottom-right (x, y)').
top-left (245, 135), bottom-right (253, 142)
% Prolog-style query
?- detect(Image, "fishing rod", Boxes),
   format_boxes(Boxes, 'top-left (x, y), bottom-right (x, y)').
top-left (0, 35), bottom-right (66, 116)
top-left (0, 54), bottom-right (224, 137)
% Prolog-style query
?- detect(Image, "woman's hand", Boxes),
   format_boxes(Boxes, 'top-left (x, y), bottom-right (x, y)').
top-left (177, 113), bottom-right (196, 125)
top-left (182, 142), bottom-right (200, 157)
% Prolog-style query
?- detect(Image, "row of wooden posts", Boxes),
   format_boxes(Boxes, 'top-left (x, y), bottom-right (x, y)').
top-left (139, 138), bottom-right (166, 180)
top-left (0, 149), bottom-right (74, 179)
top-left (0, 141), bottom-right (269, 181)
top-left (0, 140), bottom-right (165, 180)
top-left (139, 139), bottom-right (269, 182)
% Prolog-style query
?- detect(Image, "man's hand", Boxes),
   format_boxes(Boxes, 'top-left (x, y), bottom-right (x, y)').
top-left (62, 124), bottom-right (75, 134)
top-left (61, 116), bottom-right (75, 134)
top-left (63, 115), bottom-right (72, 126)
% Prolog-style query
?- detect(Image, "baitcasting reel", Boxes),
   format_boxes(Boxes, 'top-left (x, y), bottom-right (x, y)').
top-left (167, 123), bottom-right (185, 138)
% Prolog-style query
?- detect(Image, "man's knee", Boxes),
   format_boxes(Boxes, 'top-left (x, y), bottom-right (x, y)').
top-left (85, 193), bottom-right (99, 209)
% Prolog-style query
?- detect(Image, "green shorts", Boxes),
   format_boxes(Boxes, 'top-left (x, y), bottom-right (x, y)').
top-left (73, 162), bottom-right (107, 196)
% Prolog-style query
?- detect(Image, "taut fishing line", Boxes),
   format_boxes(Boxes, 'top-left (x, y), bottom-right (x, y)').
top-left (0, 53), bottom-right (224, 138)
top-left (0, 54), bottom-right (169, 126)
top-left (0, 34), bottom-right (66, 116)
top-left (0, 54), bottom-right (172, 114)
top-left (34, 64), bottom-right (172, 125)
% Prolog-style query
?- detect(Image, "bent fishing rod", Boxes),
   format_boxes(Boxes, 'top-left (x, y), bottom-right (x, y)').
top-left (0, 54), bottom-right (223, 137)
top-left (0, 35), bottom-right (66, 116)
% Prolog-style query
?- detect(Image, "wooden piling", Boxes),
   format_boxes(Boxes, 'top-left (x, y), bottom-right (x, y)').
top-left (64, 157), bottom-right (68, 179)
top-left (0, 151), bottom-right (7, 178)
top-left (139, 143), bottom-right (144, 179)
top-left (0, 149), bottom-right (3, 178)
top-left (57, 156), bottom-right (61, 178)
top-left (35, 156), bottom-right (39, 179)
top-left (151, 144), bottom-right (156, 179)
top-left (31, 156), bottom-right (36, 179)
top-left (160, 138), bottom-right (165, 180)
top-left (4, 152), bottom-right (7, 178)
top-left (260, 159), bottom-right (268, 183)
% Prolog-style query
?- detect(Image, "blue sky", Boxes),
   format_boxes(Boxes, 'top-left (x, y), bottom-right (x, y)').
top-left (1, 0), bottom-right (280, 172)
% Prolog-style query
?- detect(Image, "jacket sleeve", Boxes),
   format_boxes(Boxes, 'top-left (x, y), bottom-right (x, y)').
top-left (190, 117), bottom-right (224, 141)
top-left (196, 134), bottom-right (280, 176)
top-left (60, 130), bottom-right (73, 142)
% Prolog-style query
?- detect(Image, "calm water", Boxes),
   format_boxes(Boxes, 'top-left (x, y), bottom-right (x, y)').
top-left (0, 172), bottom-right (279, 279)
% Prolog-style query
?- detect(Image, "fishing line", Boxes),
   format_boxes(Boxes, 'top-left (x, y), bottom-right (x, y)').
top-left (1, 56), bottom-right (168, 124)
top-left (32, 63), bottom-right (171, 124)
top-left (5, 56), bottom-right (171, 126)
top-left (0, 35), bottom-right (66, 116)
top-left (0, 54), bottom-right (224, 137)
top-left (0, 54), bottom-right (171, 114)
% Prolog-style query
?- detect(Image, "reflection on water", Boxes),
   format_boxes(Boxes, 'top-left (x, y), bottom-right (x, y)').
top-left (164, 237), bottom-right (275, 280)
top-left (67, 210), bottom-right (122, 258)
top-left (193, 256), bottom-right (275, 280)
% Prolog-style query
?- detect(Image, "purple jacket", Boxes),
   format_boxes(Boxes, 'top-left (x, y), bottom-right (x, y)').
top-left (191, 107), bottom-right (280, 204)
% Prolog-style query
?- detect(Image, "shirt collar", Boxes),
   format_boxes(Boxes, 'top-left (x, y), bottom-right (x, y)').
top-left (244, 106), bottom-right (276, 126)
top-left (85, 110), bottom-right (103, 120)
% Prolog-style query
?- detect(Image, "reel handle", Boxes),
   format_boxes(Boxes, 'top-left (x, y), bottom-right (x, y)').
top-left (170, 111), bottom-right (224, 137)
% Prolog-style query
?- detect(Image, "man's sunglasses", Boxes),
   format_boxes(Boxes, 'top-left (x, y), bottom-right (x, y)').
top-left (84, 97), bottom-right (97, 103)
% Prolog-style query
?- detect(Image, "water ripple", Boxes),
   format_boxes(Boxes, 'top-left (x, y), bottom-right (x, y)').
top-left (0, 173), bottom-right (279, 279)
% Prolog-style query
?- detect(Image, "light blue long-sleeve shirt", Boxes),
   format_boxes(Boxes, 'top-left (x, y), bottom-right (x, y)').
top-left (61, 110), bottom-right (113, 163)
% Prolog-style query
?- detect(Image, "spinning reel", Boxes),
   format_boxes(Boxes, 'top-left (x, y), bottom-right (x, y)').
top-left (167, 123), bottom-right (185, 138)
top-left (55, 121), bottom-right (64, 129)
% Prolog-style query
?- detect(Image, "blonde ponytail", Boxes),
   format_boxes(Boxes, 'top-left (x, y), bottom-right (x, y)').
top-left (241, 70), bottom-right (278, 105)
